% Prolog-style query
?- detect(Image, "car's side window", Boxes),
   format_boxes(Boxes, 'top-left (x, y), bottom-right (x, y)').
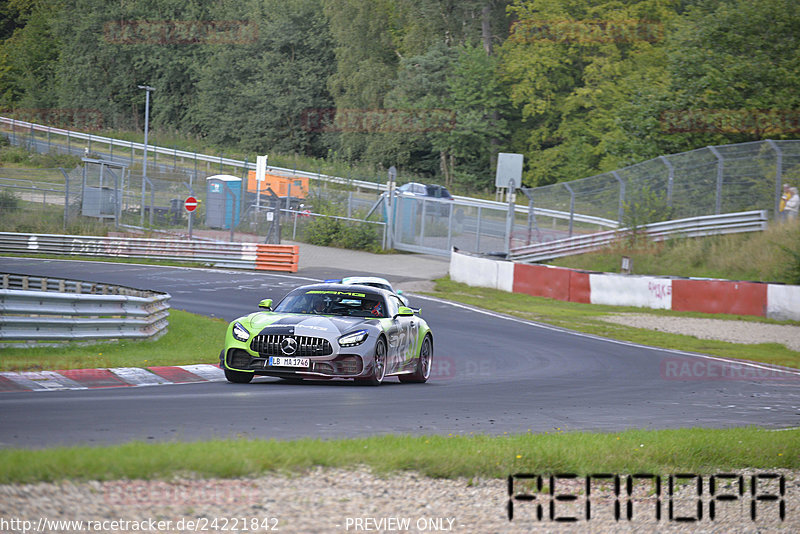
top-left (387, 295), bottom-right (404, 317)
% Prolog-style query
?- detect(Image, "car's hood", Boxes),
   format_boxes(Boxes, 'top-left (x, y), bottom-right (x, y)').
top-left (243, 312), bottom-right (380, 337)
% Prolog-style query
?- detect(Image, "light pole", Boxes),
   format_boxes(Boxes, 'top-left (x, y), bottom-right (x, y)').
top-left (138, 84), bottom-right (155, 226)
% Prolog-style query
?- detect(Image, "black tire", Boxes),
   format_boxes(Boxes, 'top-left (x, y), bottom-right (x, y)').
top-left (400, 335), bottom-right (432, 384)
top-left (357, 337), bottom-right (387, 386)
top-left (224, 367), bottom-right (253, 384)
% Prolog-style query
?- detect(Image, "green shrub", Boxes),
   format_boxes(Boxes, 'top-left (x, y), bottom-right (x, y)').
top-left (0, 190), bottom-right (20, 212)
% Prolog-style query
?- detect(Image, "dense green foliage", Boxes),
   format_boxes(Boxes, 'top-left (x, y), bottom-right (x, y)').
top-left (1, 0), bottom-right (798, 192)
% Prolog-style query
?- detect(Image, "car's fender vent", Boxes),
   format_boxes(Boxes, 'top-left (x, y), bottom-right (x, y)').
top-left (250, 335), bottom-right (333, 357)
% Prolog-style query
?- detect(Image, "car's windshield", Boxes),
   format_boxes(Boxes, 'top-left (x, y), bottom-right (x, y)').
top-left (274, 289), bottom-right (387, 318)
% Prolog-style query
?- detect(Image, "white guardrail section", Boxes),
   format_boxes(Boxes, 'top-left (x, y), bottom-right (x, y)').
top-left (0, 116), bottom-right (617, 228)
top-left (0, 231), bottom-right (259, 267)
top-left (0, 273), bottom-right (170, 344)
top-left (509, 210), bottom-right (768, 263)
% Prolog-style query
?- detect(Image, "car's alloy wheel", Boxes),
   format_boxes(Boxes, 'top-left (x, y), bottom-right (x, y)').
top-left (400, 335), bottom-right (432, 383)
top-left (224, 367), bottom-right (253, 384)
top-left (358, 337), bottom-right (387, 386)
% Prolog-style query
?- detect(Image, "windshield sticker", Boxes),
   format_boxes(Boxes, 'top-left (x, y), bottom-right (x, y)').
top-left (306, 290), bottom-right (366, 297)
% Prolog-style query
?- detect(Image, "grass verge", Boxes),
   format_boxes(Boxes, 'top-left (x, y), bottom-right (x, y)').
top-left (0, 309), bottom-right (227, 372)
top-left (424, 278), bottom-right (800, 369)
top-left (0, 427), bottom-right (795, 483)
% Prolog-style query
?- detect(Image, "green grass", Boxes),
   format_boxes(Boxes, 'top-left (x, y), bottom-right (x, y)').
top-left (0, 309), bottom-right (227, 372)
top-left (552, 222), bottom-right (800, 285)
top-left (426, 278), bottom-right (800, 369)
top-left (0, 427), bottom-right (795, 483)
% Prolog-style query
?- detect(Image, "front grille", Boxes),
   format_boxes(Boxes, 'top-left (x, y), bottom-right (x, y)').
top-left (250, 335), bottom-right (333, 357)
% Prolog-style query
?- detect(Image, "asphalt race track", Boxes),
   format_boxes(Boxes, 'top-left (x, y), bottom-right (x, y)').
top-left (1, 257), bottom-right (798, 448)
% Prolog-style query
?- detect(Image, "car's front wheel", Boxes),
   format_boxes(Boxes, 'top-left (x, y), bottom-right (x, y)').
top-left (400, 334), bottom-right (432, 383)
top-left (224, 367), bottom-right (253, 384)
top-left (357, 337), bottom-right (387, 386)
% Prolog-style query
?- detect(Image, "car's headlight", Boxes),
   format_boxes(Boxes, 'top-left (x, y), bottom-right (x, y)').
top-left (232, 322), bottom-right (250, 342)
top-left (339, 329), bottom-right (369, 347)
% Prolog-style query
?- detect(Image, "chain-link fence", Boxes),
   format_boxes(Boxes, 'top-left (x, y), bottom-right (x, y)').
top-left (520, 140), bottom-right (800, 246)
top-left (3, 116), bottom-right (798, 257)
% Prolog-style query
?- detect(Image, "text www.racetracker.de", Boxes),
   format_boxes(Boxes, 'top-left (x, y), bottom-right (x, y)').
top-left (0, 516), bottom-right (280, 533)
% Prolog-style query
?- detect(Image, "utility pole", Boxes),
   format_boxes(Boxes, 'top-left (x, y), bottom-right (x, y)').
top-left (138, 85), bottom-right (155, 226)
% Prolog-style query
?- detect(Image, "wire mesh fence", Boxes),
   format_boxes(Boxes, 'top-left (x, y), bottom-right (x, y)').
top-left (2, 117), bottom-right (799, 257)
top-left (521, 140), bottom-right (800, 239)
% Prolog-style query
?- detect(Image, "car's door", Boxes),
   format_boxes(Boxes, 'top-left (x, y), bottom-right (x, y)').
top-left (385, 294), bottom-right (417, 373)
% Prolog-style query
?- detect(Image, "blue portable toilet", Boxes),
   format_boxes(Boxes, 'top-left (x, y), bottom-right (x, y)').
top-left (206, 174), bottom-right (242, 229)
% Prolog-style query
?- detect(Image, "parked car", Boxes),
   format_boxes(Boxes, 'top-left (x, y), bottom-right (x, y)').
top-left (394, 182), bottom-right (454, 216)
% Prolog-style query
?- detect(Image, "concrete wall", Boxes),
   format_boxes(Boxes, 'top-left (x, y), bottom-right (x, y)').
top-left (449, 250), bottom-right (800, 320)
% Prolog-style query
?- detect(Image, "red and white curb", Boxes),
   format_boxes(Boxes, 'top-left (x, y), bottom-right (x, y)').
top-left (0, 364), bottom-right (225, 392)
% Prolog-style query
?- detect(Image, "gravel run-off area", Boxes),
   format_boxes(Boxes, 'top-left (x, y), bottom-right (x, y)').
top-left (0, 467), bottom-right (797, 533)
top-left (600, 314), bottom-right (800, 353)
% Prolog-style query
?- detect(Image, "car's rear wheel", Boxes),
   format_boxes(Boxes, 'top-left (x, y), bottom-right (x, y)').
top-left (357, 337), bottom-right (387, 386)
top-left (400, 335), bottom-right (432, 384)
top-left (224, 367), bottom-right (253, 384)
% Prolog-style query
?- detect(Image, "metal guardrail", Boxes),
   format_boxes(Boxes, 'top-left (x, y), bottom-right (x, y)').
top-left (0, 273), bottom-right (170, 344)
top-left (0, 116), bottom-right (616, 229)
top-left (0, 231), bottom-right (299, 271)
top-left (509, 210), bottom-right (768, 263)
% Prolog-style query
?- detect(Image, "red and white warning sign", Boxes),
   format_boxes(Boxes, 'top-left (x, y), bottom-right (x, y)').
top-left (184, 196), bottom-right (198, 212)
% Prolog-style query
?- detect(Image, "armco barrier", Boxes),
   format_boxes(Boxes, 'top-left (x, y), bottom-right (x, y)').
top-left (1, 273), bottom-right (170, 344)
top-left (449, 250), bottom-right (800, 320)
top-left (0, 232), bottom-right (299, 272)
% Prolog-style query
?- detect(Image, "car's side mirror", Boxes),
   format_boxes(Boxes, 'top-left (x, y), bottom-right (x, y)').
top-left (259, 299), bottom-right (273, 310)
top-left (395, 306), bottom-right (414, 317)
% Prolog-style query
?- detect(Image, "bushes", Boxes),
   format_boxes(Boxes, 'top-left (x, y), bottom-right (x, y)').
top-left (0, 190), bottom-right (20, 212)
top-left (303, 216), bottom-right (381, 252)
top-left (0, 146), bottom-right (81, 168)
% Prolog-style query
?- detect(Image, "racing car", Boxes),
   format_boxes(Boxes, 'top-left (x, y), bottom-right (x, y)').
top-left (220, 283), bottom-right (433, 386)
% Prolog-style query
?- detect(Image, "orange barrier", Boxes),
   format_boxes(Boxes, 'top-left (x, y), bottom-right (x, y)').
top-left (255, 244), bottom-right (299, 272)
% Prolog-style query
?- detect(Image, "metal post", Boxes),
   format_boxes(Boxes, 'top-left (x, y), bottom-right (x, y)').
top-left (131, 141), bottom-right (134, 166)
top-left (708, 145), bottom-right (723, 214)
top-left (138, 85), bottom-right (155, 226)
top-left (60, 167), bottom-right (70, 231)
top-left (659, 155), bottom-right (674, 207)
top-left (563, 182), bottom-right (575, 237)
top-left (446, 201), bottom-right (453, 253)
top-left (612, 171), bottom-right (625, 225)
top-left (476, 206), bottom-right (482, 252)
top-left (505, 179), bottom-right (516, 254)
top-left (184, 181), bottom-right (194, 240)
top-left (419, 199), bottom-right (427, 245)
top-left (767, 140), bottom-right (783, 217)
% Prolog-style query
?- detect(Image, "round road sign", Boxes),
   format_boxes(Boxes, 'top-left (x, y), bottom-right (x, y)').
top-left (184, 196), bottom-right (198, 212)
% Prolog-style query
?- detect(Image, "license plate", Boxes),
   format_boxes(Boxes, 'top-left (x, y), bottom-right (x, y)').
top-left (268, 356), bottom-right (310, 368)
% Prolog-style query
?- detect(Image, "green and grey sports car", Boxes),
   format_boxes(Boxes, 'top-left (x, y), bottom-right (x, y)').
top-left (219, 283), bottom-right (433, 386)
